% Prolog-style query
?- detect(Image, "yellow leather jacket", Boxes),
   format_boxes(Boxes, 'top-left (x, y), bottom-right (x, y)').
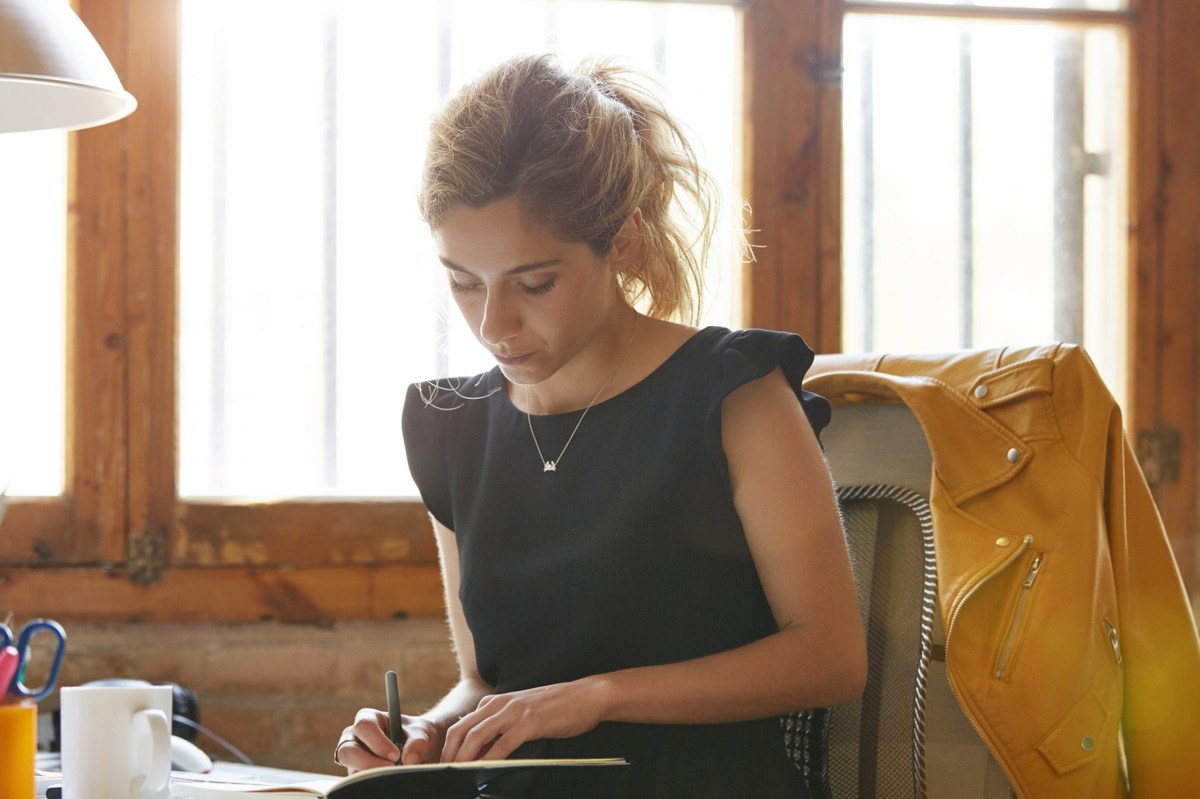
top-left (806, 343), bottom-right (1200, 799)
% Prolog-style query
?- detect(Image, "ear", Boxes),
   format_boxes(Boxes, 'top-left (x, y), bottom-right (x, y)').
top-left (608, 209), bottom-right (644, 270)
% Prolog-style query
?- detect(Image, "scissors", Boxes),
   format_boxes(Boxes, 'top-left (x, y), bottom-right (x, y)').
top-left (1, 617), bottom-right (66, 701)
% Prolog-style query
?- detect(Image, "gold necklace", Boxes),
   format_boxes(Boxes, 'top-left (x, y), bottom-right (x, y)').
top-left (525, 313), bottom-right (639, 473)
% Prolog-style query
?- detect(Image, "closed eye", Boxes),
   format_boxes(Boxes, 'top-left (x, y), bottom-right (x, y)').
top-left (521, 278), bottom-right (556, 296)
top-left (447, 276), bottom-right (483, 294)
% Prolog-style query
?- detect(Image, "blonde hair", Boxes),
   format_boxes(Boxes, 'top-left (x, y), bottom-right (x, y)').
top-left (418, 54), bottom-right (719, 324)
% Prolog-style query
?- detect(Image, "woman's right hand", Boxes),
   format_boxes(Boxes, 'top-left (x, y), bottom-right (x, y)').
top-left (335, 707), bottom-right (445, 773)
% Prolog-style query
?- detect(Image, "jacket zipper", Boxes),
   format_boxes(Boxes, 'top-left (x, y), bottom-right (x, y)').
top-left (943, 534), bottom-right (1032, 792)
top-left (994, 552), bottom-right (1044, 679)
top-left (1102, 619), bottom-right (1131, 794)
top-left (1102, 619), bottom-right (1123, 668)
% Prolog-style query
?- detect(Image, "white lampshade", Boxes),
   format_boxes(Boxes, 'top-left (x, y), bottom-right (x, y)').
top-left (0, 0), bottom-right (136, 133)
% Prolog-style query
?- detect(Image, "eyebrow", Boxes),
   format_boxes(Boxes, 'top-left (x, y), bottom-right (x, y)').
top-left (439, 257), bottom-right (562, 278)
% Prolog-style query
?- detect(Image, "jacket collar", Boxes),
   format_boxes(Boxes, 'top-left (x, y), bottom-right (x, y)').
top-left (806, 348), bottom-right (1056, 504)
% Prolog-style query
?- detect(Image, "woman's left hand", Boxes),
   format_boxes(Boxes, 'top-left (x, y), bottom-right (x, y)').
top-left (440, 677), bottom-right (610, 762)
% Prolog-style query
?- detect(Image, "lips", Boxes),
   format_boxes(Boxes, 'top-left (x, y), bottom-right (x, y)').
top-left (493, 351), bottom-right (533, 366)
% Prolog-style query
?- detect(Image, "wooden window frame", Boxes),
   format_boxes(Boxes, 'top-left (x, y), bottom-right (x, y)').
top-left (742, 0), bottom-right (1199, 593)
top-left (2, 0), bottom-right (1195, 621)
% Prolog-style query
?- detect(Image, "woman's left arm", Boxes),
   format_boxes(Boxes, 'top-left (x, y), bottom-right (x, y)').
top-left (440, 367), bottom-right (866, 762)
top-left (603, 365), bottom-right (866, 716)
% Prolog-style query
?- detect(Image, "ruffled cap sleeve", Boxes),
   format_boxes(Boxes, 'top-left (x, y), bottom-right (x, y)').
top-left (402, 381), bottom-right (454, 529)
top-left (712, 328), bottom-right (831, 444)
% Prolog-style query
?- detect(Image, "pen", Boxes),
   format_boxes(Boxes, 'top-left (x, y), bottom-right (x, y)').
top-left (385, 669), bottom-right (404, 759)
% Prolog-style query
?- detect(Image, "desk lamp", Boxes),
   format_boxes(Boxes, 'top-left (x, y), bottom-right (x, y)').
top-left (0, 0), bottom-right (136, 133)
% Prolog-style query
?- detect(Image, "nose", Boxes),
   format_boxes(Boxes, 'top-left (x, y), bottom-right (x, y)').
top-left (478, 287), bottom-right (520, 346)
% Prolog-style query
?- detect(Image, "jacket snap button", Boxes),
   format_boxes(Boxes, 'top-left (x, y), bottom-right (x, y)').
top-left (974, 384), bottom-right (989, 399)
top-left (1007, 448), bottom-right (1020, 463)
top-left (1081, 737), bottom-right (1095, 752)
top-left (995, 537), bottom-right (1011, 547)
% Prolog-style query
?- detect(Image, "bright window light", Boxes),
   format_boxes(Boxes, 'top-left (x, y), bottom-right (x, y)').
top-left (0, 130), bottom-right (67, 497)
top-left (841, 13), bottom-right (1128, 405)
top-left (178, 0), bottom-right (741, 499)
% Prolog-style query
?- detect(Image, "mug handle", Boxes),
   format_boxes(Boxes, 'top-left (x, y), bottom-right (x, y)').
top-left (129, 708), bottom-right (171, 797)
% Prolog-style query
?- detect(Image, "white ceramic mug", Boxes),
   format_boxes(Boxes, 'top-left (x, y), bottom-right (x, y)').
top-left (60, 684), bottom-right (173, 799)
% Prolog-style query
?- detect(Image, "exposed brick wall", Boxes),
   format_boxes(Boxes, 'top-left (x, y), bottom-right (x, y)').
top-left (44, 619), bottom-right (459, 775)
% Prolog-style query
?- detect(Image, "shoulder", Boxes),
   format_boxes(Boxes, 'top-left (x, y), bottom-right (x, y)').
top-left (405, 370), bottom-right (504, 410)
top-left (401, 370), bottom-right (504, 530)
top-left (402, 370), bottom-right (505, 444)
top-left (701, 327), bottom-right (831, 437)
top-left (638, 323), bottom-right (815, 377)
top-left (404, 370), bottom-right (504, 413)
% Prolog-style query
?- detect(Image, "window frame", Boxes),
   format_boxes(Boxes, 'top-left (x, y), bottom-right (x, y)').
top-left (2, 0), bottom-right (1195, 619)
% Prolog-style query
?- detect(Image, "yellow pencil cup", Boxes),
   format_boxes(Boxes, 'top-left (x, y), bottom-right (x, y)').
top-left (0, 701), bottom-right (37, 799)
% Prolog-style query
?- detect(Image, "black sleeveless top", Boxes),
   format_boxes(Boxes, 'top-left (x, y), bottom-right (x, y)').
top-left (402, 327), bottom-right (830, 798)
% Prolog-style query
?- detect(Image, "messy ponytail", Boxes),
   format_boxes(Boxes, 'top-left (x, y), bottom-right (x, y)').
top-left (418, 54), bottom-right (719, 324)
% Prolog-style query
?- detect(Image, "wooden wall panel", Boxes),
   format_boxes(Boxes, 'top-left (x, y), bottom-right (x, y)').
top-left (1130, 0), bottom-right (1200, 590)
top-left (173, 502), bottom-right (438, 567)
top-left (0, 564), bottom-right (445, 623)
top-left (0, 500), bottom-right (74, 563)
top-left (120, 0), bottom-right (181, 559)
top-left (743, 0), bottom-right (843, 352)
top-left (69, 0), bottom-right (130, 564)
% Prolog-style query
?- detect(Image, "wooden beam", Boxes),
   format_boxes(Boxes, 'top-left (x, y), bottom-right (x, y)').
top-left (842, 2), bottom-right (1131, 27)
top-left (173, 501), bottom-right (438, 567)
top-left (0, 499), bottom-right (75, 564)
top-left (0, 564), bottom-right (446, 623)
top-left (1152, 0), bottom-right (1200, 589)
top-left (814, 0), bottom-right (844, 352)
top-left (69, 0), bottom-right (131, 564)
top-left (742, 0), bottom-right (842, 351)
top-left (1129, 0), bottom-right (1200, 590)
top-left (120, 0), bottom-right (181, 564)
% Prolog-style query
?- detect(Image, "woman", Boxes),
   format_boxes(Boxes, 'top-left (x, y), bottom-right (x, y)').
top-left (335, 54), bottom-right (866, 798)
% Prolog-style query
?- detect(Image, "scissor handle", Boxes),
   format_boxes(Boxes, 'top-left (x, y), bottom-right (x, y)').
top-left (8, 618), bottom-right (66, 701)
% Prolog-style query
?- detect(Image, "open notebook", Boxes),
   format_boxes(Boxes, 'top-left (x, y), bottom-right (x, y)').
top-left (170, 758), bottom-right (627, 799)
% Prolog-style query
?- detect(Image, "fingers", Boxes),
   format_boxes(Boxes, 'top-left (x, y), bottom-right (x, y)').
top-left (337, 708), bottom-right (446, 773)
top-left (473, 725), bottom-right (522, 761)
top-left (335, 730), bottom-right (394, 774)
top-left (363, 683), bottom-right (598, 766)
top-left (441, 695), bottom-right (529, 763)
top-left (399, 735), bottom-right (433, 766)
top-left (353, 708), bottom-right (401, 763)
top-left (438, 680), bottom-right (607, 762)
top-left (333, 709), bottom-right (399, 773)
top-left (439, 700), bottom-right (484, 763)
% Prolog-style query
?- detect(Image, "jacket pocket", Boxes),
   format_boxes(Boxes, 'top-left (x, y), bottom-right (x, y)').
top-left (1036, 688), bottom-right (1113, 775)
top-left (993, 550), bottom-right (1045, 680)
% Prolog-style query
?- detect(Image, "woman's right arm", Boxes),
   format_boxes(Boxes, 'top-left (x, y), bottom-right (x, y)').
top-left (337, 517), bottom-right (492, 772)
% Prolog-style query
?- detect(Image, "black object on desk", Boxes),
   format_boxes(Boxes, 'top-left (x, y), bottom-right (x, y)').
top-left (325, 761), bottom-right (629, 799)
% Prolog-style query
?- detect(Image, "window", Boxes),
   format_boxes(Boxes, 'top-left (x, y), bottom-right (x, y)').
top-left (4, 0), bottom-right (1196, 613)
top-left (0, 131), bottom-right (67, 496)
top-left (177, 0), bottom-right (742, 499)
top-left (840, 2), bottom-right (1130, 403)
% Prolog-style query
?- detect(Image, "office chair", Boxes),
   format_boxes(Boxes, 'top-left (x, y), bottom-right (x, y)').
top-left (783, 402), bottom-right (1013, 798)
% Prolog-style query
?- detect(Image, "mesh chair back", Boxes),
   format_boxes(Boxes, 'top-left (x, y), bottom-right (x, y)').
top-left (783, 404), bottom-right (1014, 798)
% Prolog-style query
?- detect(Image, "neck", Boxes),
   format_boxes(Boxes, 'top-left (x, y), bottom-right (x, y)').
top-left (523, 307), bottom-right (639, 415)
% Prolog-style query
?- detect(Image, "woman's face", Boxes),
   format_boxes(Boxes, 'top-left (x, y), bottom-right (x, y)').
top-left (432, 198), bottom-right (631, 387)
